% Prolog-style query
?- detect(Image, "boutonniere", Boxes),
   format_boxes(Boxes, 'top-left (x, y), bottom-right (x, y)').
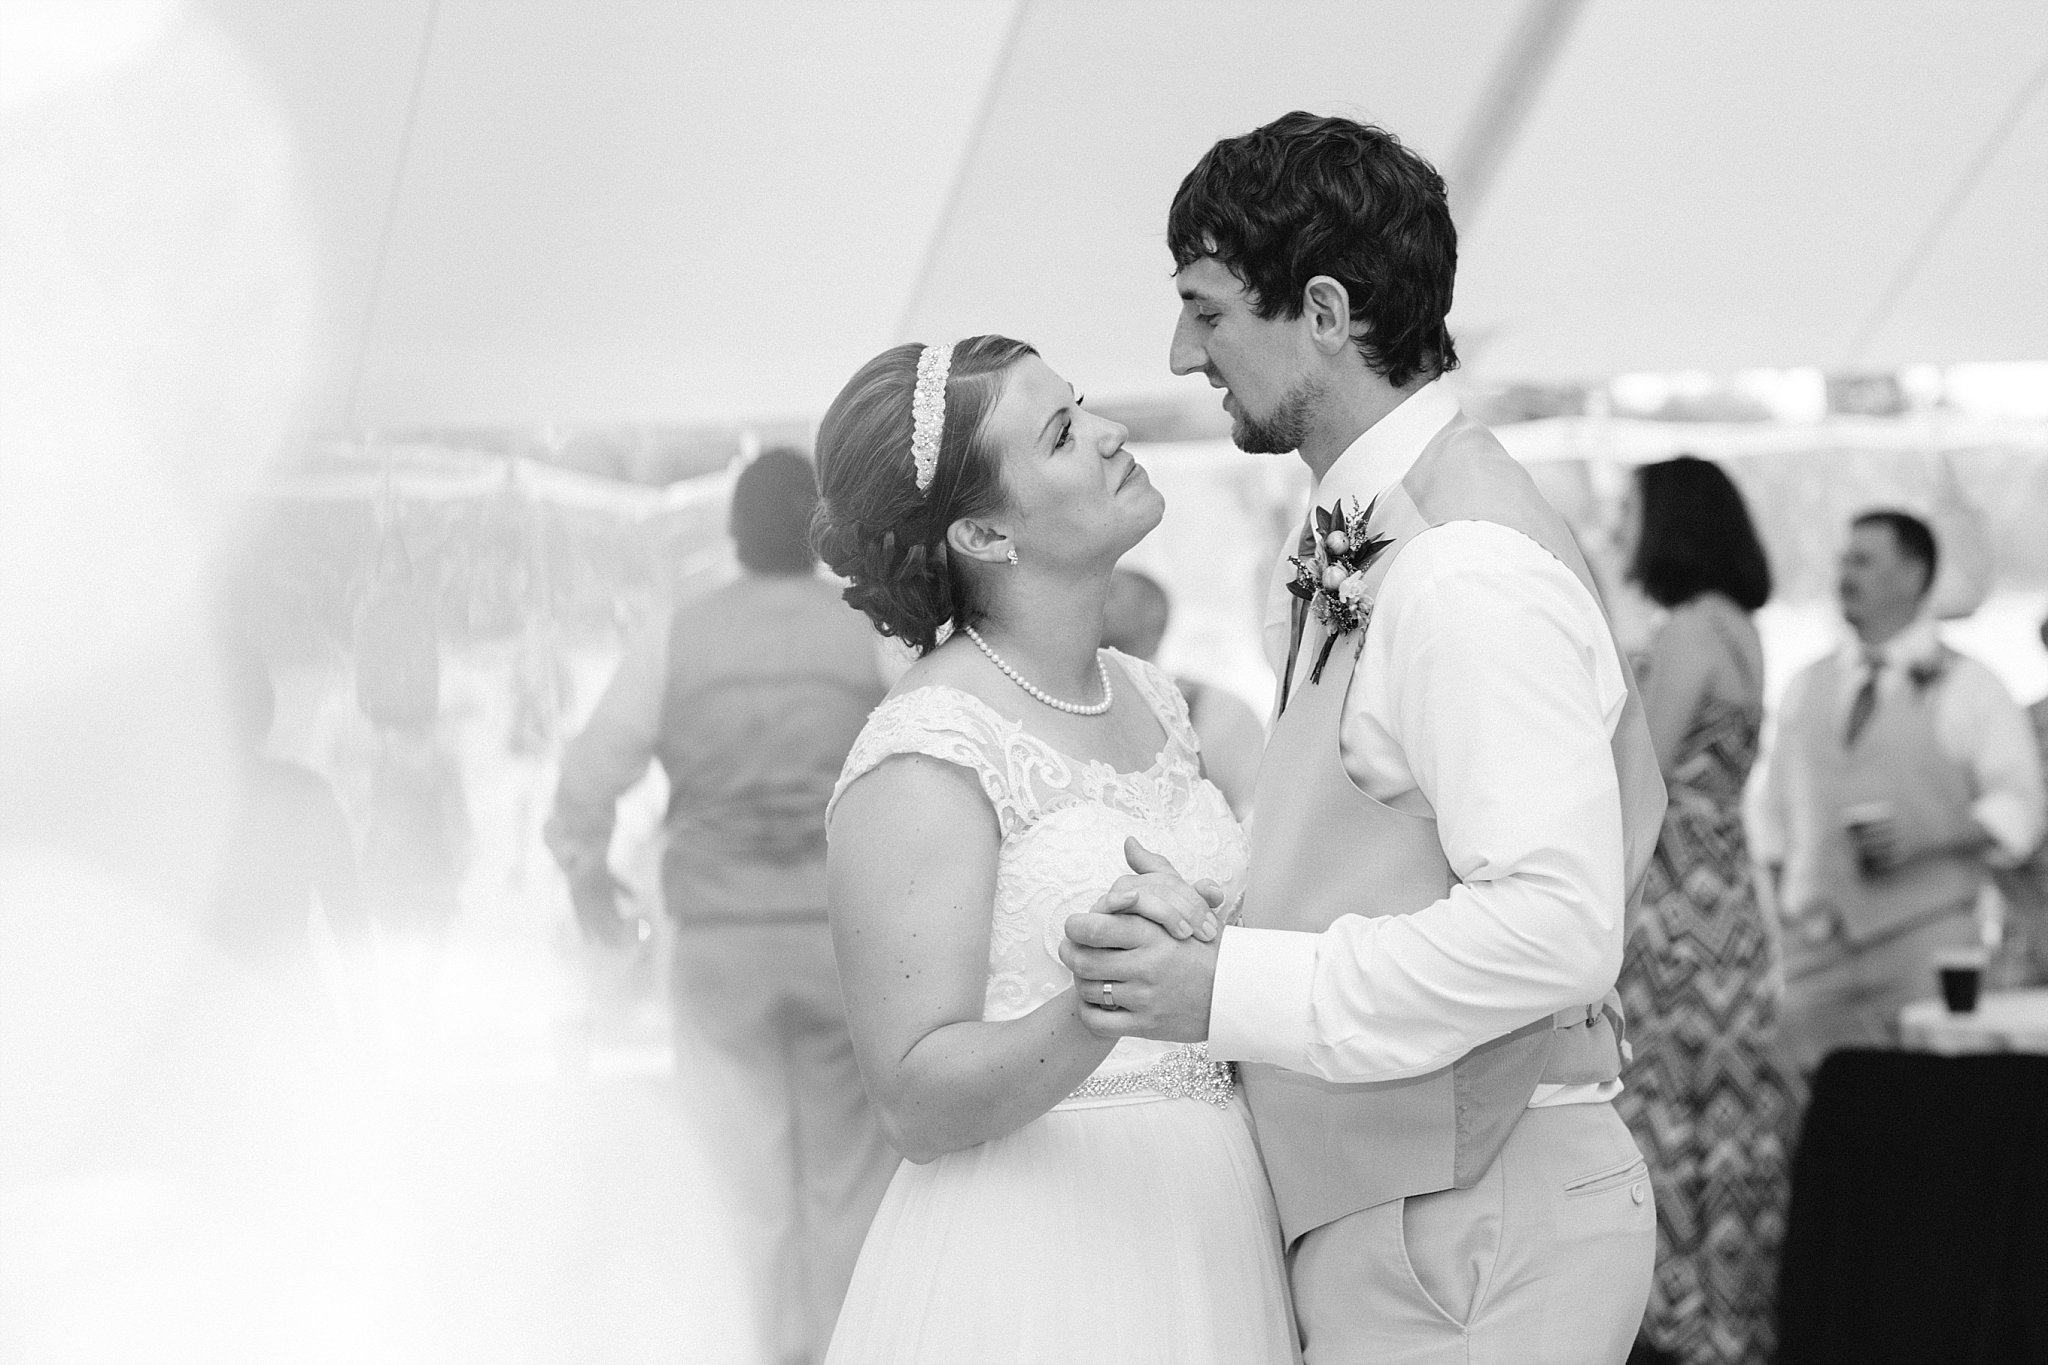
top-left (1286, 495), bottom-right (1395, 684)
top-left (1906, 656), bottom-right (1947, 694)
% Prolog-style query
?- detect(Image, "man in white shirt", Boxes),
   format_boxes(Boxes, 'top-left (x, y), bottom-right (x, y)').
top-left (1995, 613), bottom-right (2048, 986)
top-left (1751, 511), bottom-right (2045, 1074)
top-left (1061, 112), bottom-right (1663, 1364)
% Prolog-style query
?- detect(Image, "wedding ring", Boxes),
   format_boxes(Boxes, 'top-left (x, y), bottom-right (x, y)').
top-left (1102, 981), bottom-right (1116, 1010)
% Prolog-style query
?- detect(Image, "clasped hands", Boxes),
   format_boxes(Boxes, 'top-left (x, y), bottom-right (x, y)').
top-left (1058, 838), bottom-right (1230, 1044)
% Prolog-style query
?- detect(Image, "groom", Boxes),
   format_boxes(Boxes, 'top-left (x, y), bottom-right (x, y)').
top-left (1062, 112), bottom-right (1665, 1364)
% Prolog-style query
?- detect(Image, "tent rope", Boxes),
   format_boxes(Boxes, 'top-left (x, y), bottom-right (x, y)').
top-left (1448, 0), bottom-right (1589, 224)
top-left (342, 0), bottom-right (443, 432)
top-left (893, 0), bottom-right (1032, 344)
top-left (1845, 49), bottom-right (2048, 366)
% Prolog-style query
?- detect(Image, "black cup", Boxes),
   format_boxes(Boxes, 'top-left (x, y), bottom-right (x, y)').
top-left (1939, 963), bottom-right (1983, 1014)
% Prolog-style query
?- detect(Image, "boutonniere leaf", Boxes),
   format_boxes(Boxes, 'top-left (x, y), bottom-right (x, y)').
top-left (1287, 494), bottom-right (1395, 684)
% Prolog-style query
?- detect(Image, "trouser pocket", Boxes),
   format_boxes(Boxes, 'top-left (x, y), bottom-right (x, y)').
top-left (1399, 1183), bottom-right (1500, 1329)
top-left (1563, 1154), bottom-right (1648, 1200)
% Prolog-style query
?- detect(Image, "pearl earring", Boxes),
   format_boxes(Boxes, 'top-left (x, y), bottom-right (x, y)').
top-left (1006, 548), bottom-right (1020, 566)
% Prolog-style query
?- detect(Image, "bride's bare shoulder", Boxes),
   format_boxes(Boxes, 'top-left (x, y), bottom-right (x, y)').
top-left (885, 636), bottom-right (1008, 712)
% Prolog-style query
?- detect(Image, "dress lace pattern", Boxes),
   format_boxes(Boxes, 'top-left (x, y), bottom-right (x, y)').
top-left (830, 651), bottom-right (1250, 1097)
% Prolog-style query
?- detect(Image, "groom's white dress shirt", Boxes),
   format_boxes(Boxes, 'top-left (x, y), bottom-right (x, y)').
top-left (1210, 380), bottom-right (1630, 1107)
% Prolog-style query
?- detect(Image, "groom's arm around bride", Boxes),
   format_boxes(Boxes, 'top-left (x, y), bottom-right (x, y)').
top-left (1061, 111), bottom-right (1664, 1365)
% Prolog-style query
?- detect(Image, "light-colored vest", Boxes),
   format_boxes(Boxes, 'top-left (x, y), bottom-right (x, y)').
top-left (1778, 649), bottom-right (1982, 943)
top-left (655, 574), bottom-right (886, 923)
top-left (1239, 413), bottom-right (1666, 1243)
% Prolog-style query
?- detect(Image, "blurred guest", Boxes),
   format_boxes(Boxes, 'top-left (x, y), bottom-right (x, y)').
top-left (1754, 511), bottom-right (2044, 1074)
top-left (1101, 567), bottom-right (1264, 819)
top-left (546, 448), bottom-right (894, 1365)
top-left (1991, 611), bottom-right (2048, 987)
top-left (351, 564), bottom-right (469, 953)
top-left (360, 718), bottom-right (471, 939)
top-left (1612, 457), bottom-right (1797, 1365)
top-left (509, 616), bottom-right (575, 759)
top-left (120, 640), bottom-right (373, 1213)
top-left (208, 640), bottom-right (369, 987)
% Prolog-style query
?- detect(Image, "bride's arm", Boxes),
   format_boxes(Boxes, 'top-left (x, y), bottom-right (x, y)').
top-left (828, 752), bottom-right (1114, 1164)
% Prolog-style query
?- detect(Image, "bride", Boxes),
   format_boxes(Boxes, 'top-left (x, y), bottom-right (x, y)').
top-left (811, 335), bottom-right (1296, 1362)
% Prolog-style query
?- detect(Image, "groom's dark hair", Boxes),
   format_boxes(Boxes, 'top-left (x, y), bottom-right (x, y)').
top-left (1168, 112), bottom-right (1459, 389)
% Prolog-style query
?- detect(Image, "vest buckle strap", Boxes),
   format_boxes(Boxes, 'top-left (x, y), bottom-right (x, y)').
top-left (1552, 1002), bottom-right (1600, 1030)
top-left (1543, 999), bottom-right (1628, 1083)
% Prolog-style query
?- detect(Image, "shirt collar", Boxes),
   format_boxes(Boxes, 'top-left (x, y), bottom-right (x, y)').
top-left (1839, 613), bottom-right (1942, 671)
top-left (1311, 379), bottom-right (1461, 516)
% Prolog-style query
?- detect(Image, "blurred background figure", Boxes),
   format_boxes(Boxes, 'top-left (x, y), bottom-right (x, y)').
top-left (546, 448), bottom-right (894, 1365)
top-left (1611, 457), bottom-right (1798, 1365)
top-left (1754, 510), bottom-right (2045, 1075)
top-left (207, 637), bottom-right (369, 996)
top-left (1991, 610), bottom-right (2048, 988)
top-left (360, 721), bottom-right (472, 942)
top-left (124, 632), bottom-right (378, 1196)
top-left (1101, 567), bottom-right (1264, 820)
top-left (351, 560), bottom-right (472, 1042)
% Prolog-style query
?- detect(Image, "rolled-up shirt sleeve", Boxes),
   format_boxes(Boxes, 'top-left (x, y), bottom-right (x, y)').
top-left (1950, 664), bottom-right (2047, 867)
top-left (545, 613), bottom-right (671, 880)
top-left (1210, 526), bottom-right (1629, 1082)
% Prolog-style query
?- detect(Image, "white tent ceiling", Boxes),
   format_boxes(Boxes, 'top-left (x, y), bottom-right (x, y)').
top-left (199, 0), bottom-right (2048, 431)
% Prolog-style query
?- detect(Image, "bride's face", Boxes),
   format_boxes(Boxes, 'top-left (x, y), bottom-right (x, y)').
top-left (978, 354), bottom-right (1162, 568)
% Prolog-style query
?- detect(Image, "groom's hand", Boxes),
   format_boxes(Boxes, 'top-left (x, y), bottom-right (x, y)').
top-left (1059, 839), bottom-right (1225, 1043)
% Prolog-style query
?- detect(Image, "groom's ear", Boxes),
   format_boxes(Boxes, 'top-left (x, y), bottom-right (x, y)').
top-left (946, 516), bottom-right (1014, 567)
top-left (1302, 275), bottom-right (1357, 357)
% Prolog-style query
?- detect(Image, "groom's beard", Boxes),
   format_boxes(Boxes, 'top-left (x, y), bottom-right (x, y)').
top-left (1230, 376), bottom-right (1321, 455)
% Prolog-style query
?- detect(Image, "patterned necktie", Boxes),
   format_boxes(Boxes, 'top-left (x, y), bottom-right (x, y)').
top-left (1278, 517), bottom-right (1316, 715)
top-left (1844, 649), bottom-right (1883, 747)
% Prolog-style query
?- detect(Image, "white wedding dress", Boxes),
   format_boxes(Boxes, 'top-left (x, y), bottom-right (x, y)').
top-left (822, 652), bottom-right (1297, 1364)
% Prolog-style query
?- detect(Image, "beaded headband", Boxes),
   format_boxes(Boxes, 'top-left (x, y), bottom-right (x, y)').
top-left (910, 341), bottom-right (955, 494)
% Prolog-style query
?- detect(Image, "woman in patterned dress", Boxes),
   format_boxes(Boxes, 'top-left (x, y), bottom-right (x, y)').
top-left (809, 336), bottom-right (1296, 1363)
top-left (1616, 456), bottom-right (1800, 1365)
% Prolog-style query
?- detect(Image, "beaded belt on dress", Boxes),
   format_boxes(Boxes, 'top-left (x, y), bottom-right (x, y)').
top-left (1062, 1043), bottom-right (1235, 1108)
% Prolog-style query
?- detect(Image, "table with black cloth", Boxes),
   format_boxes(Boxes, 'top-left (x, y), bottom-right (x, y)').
top-left (1778, 1049), bottom-right (2048, 1364)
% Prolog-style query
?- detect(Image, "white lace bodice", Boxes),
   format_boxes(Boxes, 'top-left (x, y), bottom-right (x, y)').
top-left (829, 651), bottom-right (1250, 1084)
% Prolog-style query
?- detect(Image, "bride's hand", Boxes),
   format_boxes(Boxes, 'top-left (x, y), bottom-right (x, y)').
top-left (1060, 839), bottom-right (1225, 1043)
top-left (1088, 837), bottom-right (1227, 941)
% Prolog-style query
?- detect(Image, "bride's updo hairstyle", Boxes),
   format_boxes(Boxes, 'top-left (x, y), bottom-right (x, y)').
top-left (811, 334), bottom-right (1036, 654)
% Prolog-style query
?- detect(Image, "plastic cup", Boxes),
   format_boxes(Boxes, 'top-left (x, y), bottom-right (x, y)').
top-left (1934, 946), bottom-right (1988, 1014)
top-left (1842, 801), bottom-right (1895, 877)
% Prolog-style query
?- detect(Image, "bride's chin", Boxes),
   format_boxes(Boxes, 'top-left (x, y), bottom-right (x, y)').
top-left (1135, 494), bottom-right (1167, 539)
top-left (1106, 517), bottom-right (1163, 561)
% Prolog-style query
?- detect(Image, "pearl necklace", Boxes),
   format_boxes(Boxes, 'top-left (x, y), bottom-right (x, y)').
top-left (961, 624), bottom-right (1114, 716)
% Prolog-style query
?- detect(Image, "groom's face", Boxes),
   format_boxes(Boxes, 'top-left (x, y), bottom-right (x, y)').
top-left (1170, 256), bottom-right (1318, 455)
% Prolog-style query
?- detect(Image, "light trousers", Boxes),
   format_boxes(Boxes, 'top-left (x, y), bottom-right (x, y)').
top-left (671, 919), bottom-right (896, 1365)
top-left (1290, 1102), bottom-right (1655, 1365)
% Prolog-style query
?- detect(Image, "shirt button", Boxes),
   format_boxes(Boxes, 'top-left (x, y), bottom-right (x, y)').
top-left (1631, 1181), bottom-right (1646, 1205)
